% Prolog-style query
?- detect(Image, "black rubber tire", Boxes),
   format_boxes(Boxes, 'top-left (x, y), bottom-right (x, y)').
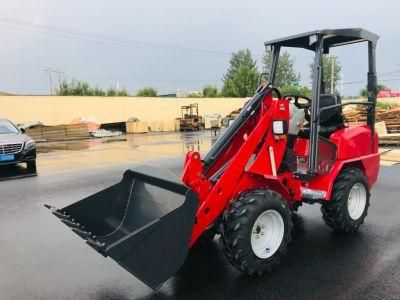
top-left (321, 167), bottom-right (370, 232)
top-left (27, 160), bottom-right (37, 172)
top-left (220, 189), bottom-right (293, 276)
top-left (196, 215), bottom-right (223, 246)
top-left (196, 223), bottom-right (218, 245)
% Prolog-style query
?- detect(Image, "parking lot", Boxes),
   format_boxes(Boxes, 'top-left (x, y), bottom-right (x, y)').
top-left (1, 131), bottom-right (400, 299)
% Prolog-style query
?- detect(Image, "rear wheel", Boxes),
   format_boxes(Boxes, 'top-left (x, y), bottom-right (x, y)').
top-left (220, 189), bottom-right (292, 276)
top-left (321, 167), bottom-right (370, 232)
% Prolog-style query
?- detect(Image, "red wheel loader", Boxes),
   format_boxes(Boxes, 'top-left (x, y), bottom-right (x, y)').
top-left (46, 28), bottom-right (380, 290)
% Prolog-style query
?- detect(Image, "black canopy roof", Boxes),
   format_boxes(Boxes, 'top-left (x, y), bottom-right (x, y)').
top-left (264, 28), bottom-right (379, 51)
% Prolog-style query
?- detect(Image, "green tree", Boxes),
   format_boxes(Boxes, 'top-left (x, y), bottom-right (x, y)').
top-left (106, 87), bottom-right (117, 96)
top-left (56, 79), bottom-right (129, 96)
top-left (93, 87), bottom-right (106, 96)
top-left (187, 93), bottom-right (202, 98)
top-left (221, 49), bottom-right (260, 97)
top-left (310, 55), bottom-right (342, 94)
top-left (262, 51), bottom-right (300, 88)
top-left (360, 83), bottom-right (388, 97)
top-left (57, 80), bottom-right (71, 95)
top-left (57, 80), bottom-right (92, 96)
top-left (137, 87), bottom-right (157, 97)
top-left (280, 85), bottom-right (312, 99)
top-left (117, 88), bottom-right (128, 96)
top-left (202, 85), bottom-right (218, 97)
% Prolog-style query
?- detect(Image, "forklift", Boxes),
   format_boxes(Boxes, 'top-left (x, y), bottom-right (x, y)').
top-left (47, 28), bottom-right (380, 290)
top-left (180, 103), bottom-right (202, 131)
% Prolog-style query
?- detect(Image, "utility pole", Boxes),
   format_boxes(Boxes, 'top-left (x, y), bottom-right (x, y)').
top-left (53, 69), bottom-right (64, 91)
top-left (341, 72), bottom-right (344, 97)
top-left (44, 67), bottom-right (53, 95)
top-left (330, 57), bottom-right (335, 94)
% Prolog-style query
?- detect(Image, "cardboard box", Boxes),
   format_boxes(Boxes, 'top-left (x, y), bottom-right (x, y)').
top-left (149, 121), bottom-right (161, 132)
top-left (126, 122), bottom-right (149, 133)
top-left (160, 120), bottom-right (177, 132)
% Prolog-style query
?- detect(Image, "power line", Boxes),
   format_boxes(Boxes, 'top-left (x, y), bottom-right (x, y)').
top-left (63, 74), bottom-right (221, 83)
top-left (0, 17), bottom-right (235, 57)
top-left (53, 69), bottom-right (65, 88)
top-left (342, 77), bottom-right (400, 86)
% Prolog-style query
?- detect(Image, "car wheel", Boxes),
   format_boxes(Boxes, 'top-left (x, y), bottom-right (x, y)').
top-left (27, 160), bottom-right (37, 172)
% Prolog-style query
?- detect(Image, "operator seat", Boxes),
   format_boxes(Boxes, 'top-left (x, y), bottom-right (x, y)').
top-left (299, 94), bottom-right (344, 138)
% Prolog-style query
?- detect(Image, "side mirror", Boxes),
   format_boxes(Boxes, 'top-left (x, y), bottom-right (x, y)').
top-left (19, 127), bottom-right (26, 133)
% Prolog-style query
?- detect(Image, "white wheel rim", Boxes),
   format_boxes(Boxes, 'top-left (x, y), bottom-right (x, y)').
top-left (347, 182), bottom-right (367, 220)
top-left (250, 209), bottom-right (285, 259)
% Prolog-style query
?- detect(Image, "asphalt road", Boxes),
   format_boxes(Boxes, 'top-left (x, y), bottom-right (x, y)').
top-left (1, 133), bottom-right (400, 299)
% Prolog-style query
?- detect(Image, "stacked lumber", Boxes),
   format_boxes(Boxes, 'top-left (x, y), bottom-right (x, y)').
top-left (344, 105), bottom-right (400, 133)
top-left (378, 133), bottom-right (400, 145)
top-left (380, 148), bottom-right (400, 165)
top-left (26, 124), bottom-right (90, 142)
top-left (343, 107), bottom-right (387, 123)
top-left (379, 107), bottom-right (400, 132)
top-left (343, 105), bottom-right (400, 145)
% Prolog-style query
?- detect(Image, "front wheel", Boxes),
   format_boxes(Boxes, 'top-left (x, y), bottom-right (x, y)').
top-left (321, 167), bottom-right (370, 232)
top-left (27, 160), bottom-right (37, 173)
top-left (220, 189), bottom-right (293, 276)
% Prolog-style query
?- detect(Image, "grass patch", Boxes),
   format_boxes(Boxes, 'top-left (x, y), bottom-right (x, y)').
top-left (376, 101), bottom-right (392, 109)
top-left (354, 101), bottom-right (392, 110)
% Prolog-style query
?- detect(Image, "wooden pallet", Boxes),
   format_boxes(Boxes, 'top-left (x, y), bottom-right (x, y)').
top-left (26, 124), bottom-right (90, 142)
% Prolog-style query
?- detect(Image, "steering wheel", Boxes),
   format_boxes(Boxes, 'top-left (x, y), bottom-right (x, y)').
top-left (283, 94), bottom-right (312, 121)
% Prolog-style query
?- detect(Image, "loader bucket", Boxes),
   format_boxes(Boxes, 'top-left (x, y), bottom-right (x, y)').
top-left (46, 165), bottom-right (198, 290)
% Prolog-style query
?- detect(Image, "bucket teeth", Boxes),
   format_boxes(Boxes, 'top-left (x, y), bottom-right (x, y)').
top-left (86, 238), bottom-right (106, 256)
top-left (61, 219), bottom-right (81, 229)
top-left (71, 228), bottom-right (93, 239)
top-left (52, 211), bottom-right (70, 221)
top-left (44, 204), bottom-right (56, 212)
top-left (45, 204), bottom-right (71, 221)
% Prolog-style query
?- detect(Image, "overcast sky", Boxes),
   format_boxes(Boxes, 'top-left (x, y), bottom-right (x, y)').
top-left (1, 0), bottom-right (399, 96)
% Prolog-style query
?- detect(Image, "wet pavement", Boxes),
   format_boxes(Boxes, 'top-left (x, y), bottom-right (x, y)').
top-left (0, 131), bottom-right (215, 180)
top-left (0, 131), bottom-right (400, 299)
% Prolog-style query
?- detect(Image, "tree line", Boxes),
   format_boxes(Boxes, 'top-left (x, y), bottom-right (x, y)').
top-left (57, 80), bottom-right (128, 96)
top-left (56, 49), bottom-right (385, 98)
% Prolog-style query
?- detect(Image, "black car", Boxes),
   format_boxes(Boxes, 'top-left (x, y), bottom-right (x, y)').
top-left (0, 118), bottom-right (36, 172)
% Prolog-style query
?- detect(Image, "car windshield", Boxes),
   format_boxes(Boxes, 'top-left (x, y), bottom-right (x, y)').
top-left (0, 120), bottom-right (19, 134)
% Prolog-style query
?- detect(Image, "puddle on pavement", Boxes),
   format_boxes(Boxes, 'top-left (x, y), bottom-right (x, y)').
top-left (36, 131), bottom-right (221, 156)
top-left (32, 131), bottom-right (400, 168)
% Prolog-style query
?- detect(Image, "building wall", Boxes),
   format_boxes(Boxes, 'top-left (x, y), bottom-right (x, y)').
top-left (0, 96), bottom-right (248, 125)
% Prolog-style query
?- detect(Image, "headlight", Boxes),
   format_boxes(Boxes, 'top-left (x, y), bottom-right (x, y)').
top-left (272, 120), bottom-right (287, 135)
top-left (25, 139), bottom-right (35, 150)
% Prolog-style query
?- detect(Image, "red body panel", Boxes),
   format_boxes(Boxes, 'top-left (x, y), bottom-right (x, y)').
top-left (294, 125), bottom-right (380, 199)
top-left (305, 153), bottom-right (380, 200)
top-left (181, 93), bottom-right (380, 247)
top-left (330, 125), bottom-right (378, 160)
